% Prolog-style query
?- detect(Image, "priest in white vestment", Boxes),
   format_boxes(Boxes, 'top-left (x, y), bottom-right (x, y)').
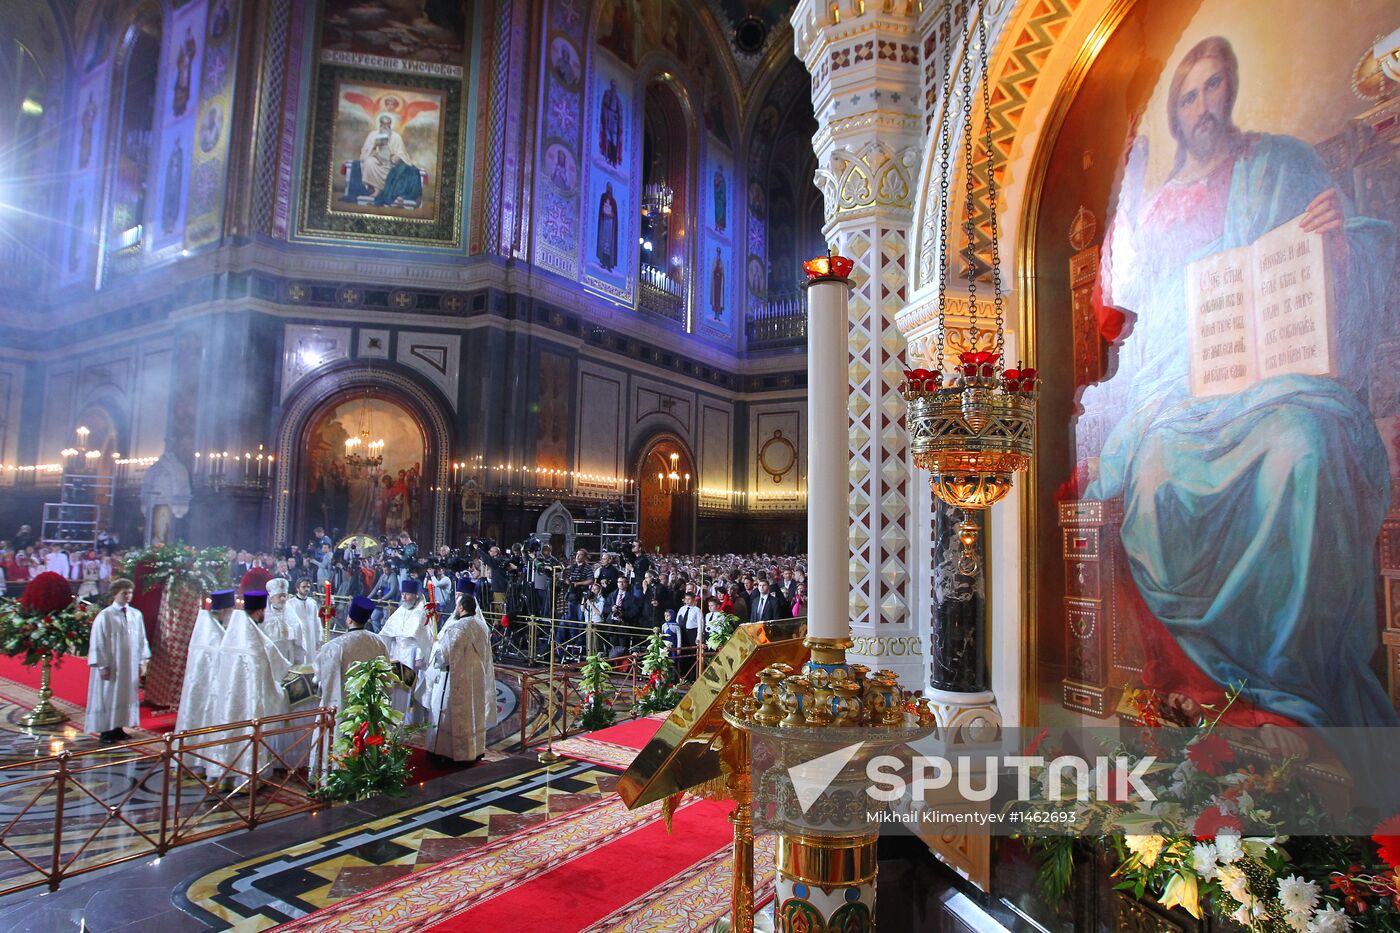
top-left (260, 578), bottom-right (318, 770)
top-left (311, 596), bottom-right (388, 778)
top-left (85, 579), bottom-right (150, 742)
top-left (378, 578), bottom-right (432, 725)
top-left (261, 578), bottom-right (304, 665)
top-left (207, 592), bottom-right (292, 788)
top-left (175, 589), bottom-right (236, 735)
top-left (423, 592), bottom-right (497, 763)
top-left (285, 577), bottom-right (323, 663)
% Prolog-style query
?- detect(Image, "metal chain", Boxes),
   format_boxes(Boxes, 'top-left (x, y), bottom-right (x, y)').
top-left (960, 0), bottom-right (978, 354)
top-left (977, 0), bottom-right (1005, 365)
top-left (934, 0), bottom-right (956, 370)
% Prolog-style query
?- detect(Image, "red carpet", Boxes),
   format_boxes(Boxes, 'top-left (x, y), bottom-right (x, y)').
top-left (429, 798), bottom-right (734, 932)
top-left (546, 714), bottom-right (666, 769)
top-left (274, 792), bottom-right (751, 933)
top-left (0, 654), bottom-right (177, 733)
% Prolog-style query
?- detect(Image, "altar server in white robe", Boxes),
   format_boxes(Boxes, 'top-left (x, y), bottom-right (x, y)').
top-left (311, 596), bottom-right (387, 778)
top-left (286, 577), bottom-right (323, 662)
top-left (175, 589), bottom-right (236, 735)
top-left (207, 592), bottom-right (292, 788)
top-left (259, 578), bottom-right (318, 769)
top-left (86, 579), bottom-right (149, 743)
top-left (378, 578), bottom-right (432, 725)
top-left (423, 591), bottom-right (497, 763)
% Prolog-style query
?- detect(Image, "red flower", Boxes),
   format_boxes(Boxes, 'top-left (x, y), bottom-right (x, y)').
top-left (19, 572), bottom-right (73, 616)
top-left (1193, 806), bottom-right (1244, 839)
top-left (1023, 726), bottom-right (1049, 756)
top-left (1372, 814), bottom-right (1400, 870)
top-left (1186, 734), bottom-right (1235, 776)
top-left (365, 733), bottom-right (385, 747)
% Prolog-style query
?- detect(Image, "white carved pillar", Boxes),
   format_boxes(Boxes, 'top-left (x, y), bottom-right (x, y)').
top-left (793, 0), bottom-right (925, 687)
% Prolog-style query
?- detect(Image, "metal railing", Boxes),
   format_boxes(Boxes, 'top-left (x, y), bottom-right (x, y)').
top-left (639, 263), bottom-right (685, 323)
top-left (0, 708), bottom-right (332, 897)
top-left (746, 291), bottom-right (807, 350)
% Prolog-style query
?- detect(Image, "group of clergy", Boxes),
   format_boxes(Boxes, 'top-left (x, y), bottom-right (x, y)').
top-left (83, 575), bottom-right (498, 788)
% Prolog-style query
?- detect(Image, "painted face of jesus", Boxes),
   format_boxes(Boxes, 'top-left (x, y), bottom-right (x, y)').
top-left (1173, 55), bottom-right (1234, 162)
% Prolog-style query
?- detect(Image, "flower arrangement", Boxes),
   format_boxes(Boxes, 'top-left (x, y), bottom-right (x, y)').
top-left (704, 612), bottom-right (742, 651)
top-left (316, 657), bottom-right (423, 802)
top-left (0, 572), bottom-right (97, 665)
top-left (634, 630), bottom-right (682, 715)
top-left (127, 542), bottom-right (229, 593)
top-left (1024, 687), bottom-right (1400, 931)
top-left (576, 652), bottom-right (617, 732)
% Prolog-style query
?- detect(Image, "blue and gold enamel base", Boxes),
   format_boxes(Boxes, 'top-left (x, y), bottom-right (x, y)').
top-left (775, 832), bottom-right (877, 932)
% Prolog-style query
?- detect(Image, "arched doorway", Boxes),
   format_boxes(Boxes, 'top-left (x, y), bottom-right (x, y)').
top-left (276, 365), bottom-right (454, 549)
top-left (635, 435), bottom-right (695, 554)
top-left (297, 395), bottom-right (427, 544)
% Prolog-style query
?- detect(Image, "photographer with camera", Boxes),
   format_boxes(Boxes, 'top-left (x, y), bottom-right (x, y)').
top-left (529, 541), bottom-right (559, 620)
top-left (472, 541), bottom-right (515, 614)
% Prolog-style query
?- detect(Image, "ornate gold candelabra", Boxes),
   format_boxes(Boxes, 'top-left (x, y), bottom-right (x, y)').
top-left (21, 655), bottom-right (67, 729)
top-left (723, 642), bottom-right (937, 933)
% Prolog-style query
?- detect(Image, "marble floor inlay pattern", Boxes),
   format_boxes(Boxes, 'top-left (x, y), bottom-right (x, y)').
top-left (177, 758), bottom-right (621, 930)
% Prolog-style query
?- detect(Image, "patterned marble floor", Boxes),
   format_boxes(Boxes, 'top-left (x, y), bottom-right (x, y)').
top-left (177, 757), bottom-right (621, 930)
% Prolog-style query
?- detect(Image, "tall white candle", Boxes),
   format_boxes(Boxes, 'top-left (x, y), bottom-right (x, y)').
top-left (805, 268), bottom-right (853, 642)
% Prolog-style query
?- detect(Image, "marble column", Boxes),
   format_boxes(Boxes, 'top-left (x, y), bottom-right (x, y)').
top-left (792, 0), bottom-right (926, 688)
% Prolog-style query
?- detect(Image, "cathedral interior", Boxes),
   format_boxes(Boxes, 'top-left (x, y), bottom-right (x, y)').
top-left (0, 0), bottom-right (1398, 930)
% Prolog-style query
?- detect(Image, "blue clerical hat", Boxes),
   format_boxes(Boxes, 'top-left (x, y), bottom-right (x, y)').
top-left (243, 590), bottom-right (268, 613)
top-left (209, 589), bottom-right (236, 611)
top-left (455, 574), bottom-right (473, 594)
top-left (348, 596), bottom-right (374, 625)
top-left (400, 578), bottom-right (420, 595)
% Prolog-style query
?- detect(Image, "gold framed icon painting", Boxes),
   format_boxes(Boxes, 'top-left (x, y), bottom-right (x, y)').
top-left (299, 65), bottom-right (463, 247)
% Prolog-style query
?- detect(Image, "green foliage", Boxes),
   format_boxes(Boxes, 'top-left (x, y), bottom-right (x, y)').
top-left (704, 612), bottom-right (742, 651)
top-left (315, 657), bottom-right (423, 802)
top-left (128, 542), bottom-right (229, 593)
top-left (576, 653), bottom-right (617, 731)
top-left (0, 597), bottom-right (97, 666)
top-left (634, 630), bottom-right (682, 715)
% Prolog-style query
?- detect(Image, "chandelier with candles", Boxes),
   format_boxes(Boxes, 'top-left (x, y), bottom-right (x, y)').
top-left (902, 0), bottom-right (1036, 566)
top-left (656, 451), bottom-right (690, 496)
top-left (343, 389), bottom-right (384, 470)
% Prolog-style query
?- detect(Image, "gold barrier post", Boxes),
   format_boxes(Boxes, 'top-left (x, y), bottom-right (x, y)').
top-left (538, 619), bottom-right (560, 764)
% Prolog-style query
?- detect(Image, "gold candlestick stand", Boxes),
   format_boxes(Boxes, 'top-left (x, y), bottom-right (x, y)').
top-left (614, 620), bottom-right (934, 933)
top-left (22, 655), bottom-right (68, 730)
top-left (538, 565), bottom-right (562, 764)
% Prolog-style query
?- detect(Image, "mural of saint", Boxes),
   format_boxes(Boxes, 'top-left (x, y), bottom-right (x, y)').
top-left (68, 197), bottom-right (83, 273)
top-left (1085, 35), bottom-right (1398, 731)
top-left (172, 27), bottom-right (196, 117)
top-left (598, 0), bottom-right (634, 65)
top-left (710, 247), bottom-right (725, 320)
top-left (596, 182), bottom-right (619, 271)
top-left (746, 254), bottom-right (765, 294)
top-left (198, 104), bottom-right (222, 152)
top-left (599, 80), bottom-right (623, 167)
top-left (161, 138), bottom-right (183, 235)
top-left (713, 168), bottom-right (727, 231)
top-left (358, 114), bottom-right (423, 207)
top-left (548, 145), bottom-right (575, 192)
top-left (550, 38), bottom-right (580, 87)
top-left (210, 0), bottom-right (231, 39)
top-left (79, 95), bottom-right (96, 169)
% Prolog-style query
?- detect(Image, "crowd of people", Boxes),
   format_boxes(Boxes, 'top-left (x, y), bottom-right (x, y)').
top-left (3, 520), bottom-right (807, 772)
